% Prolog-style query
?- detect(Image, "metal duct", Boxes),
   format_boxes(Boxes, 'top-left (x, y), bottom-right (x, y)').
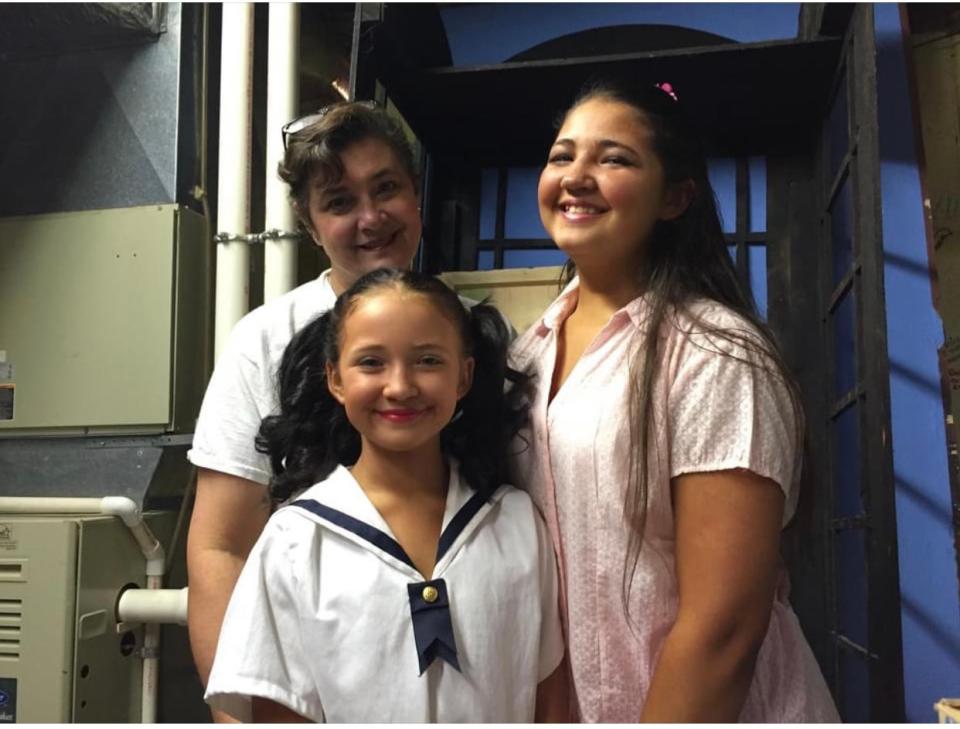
top-left (0, 435), bottom-right (193, 511)
top-left (0, 3), bottom-right (200, 216)
top-left (0, 3), bottom-right (165, 59)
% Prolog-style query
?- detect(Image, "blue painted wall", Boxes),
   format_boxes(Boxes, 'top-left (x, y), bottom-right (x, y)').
top-left (875, 4), bottom-right (960, 722)
top-left (439, 3), bottom-right (801, 66)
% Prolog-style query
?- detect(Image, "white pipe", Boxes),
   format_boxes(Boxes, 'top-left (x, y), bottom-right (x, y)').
top-left (101, 497), bottom-right (165, 576)
top-left (0, 496), bottom-right (166, 722)
top-left (141, 575), bottom-right (162, 723)
top-left (0, 496), bottom-right (106, 513)
top-left (0, 499), bottom-right (163, 571)
top-left (118, 588), bottom-right (189, 626)
top-left (0, 498), bottom-right (165, 574)
top-left (101, 502), bottom-right (164, 721)
top-left (215, 2), bottom-right (255, 359)
top-left (263, 3), bottom-right (300, 303)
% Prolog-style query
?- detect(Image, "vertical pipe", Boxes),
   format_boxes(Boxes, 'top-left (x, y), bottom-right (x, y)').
top-left (140, 576), bottom-right (162, 723)
top-left (263, 3), bottom-right (300, 303)
top-left (100, 497), bottom-right (165, 723)
top-left (214, 3), bottom-right (255, 358)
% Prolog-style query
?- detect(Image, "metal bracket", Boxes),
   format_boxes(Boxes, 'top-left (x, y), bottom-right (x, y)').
top-left (215, 230), bottom-right (304, 245)
top-left (86, 434), bottom-right (195, 449)
top-left (213, 232), bottom-right (262, 245)
top-left (260, 228), bottom-right (303, 242)
top-left (135, 646), bottom-right (160, 660)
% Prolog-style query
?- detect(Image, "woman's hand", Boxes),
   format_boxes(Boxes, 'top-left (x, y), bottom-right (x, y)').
top-left (640, 468), bottom-right (785, 722)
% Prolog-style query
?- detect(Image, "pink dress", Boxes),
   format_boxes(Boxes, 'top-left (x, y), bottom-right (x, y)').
top-left (509, 280), bottom-right (839, 722)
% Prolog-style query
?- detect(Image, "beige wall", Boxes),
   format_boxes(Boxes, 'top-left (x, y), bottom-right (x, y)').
top-left (440, 266), bottom-right (565, 335)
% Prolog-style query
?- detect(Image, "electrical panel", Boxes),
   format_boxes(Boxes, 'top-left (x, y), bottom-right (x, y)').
top-left (0, 204), bottom-right (209, 436)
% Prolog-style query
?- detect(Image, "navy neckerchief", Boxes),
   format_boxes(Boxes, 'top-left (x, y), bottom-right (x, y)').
top-left (291, 486), bottom-right (489, 675)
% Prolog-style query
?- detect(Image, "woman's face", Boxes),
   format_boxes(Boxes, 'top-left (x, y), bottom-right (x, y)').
top-left (304, 138), bottom-right (422, 294)
top-left (538, 97), bottom-right (679, 272)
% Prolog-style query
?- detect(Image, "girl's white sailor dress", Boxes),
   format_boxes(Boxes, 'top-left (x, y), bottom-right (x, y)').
top-left (205, 461), bottom-right (565, 722)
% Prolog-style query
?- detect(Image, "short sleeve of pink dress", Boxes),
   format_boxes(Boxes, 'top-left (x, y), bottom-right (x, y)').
top-left (509, 282), bottom-right (839, 723)
top-left (665, 300), bottom-right (802, 525)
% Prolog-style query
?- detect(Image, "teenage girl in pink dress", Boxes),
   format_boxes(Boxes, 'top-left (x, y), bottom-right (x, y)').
top-left (510, 79), bottom-right (840, 722)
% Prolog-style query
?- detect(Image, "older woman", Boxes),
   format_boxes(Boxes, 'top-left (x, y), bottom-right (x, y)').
top-left (186, 102), bottom-right (424, 717)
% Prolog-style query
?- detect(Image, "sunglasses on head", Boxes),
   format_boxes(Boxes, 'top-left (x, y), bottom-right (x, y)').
top-left (281, 100), bottom-right (379, 150)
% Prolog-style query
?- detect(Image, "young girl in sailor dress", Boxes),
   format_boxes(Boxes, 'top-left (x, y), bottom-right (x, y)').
top-left (204, 269), bottom-right (567, 722)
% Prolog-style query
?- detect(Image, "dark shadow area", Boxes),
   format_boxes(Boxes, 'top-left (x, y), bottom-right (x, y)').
top-left (895, 475), bottom-right (955, 533)
top-left (884, 250), bottom-right (935, 278)
top-left (888, 358), bottom-right (944, 399)
top-left (899, 593), bottom-right (960, 665)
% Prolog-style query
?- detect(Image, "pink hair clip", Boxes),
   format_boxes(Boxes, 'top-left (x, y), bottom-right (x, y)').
top-left (655, 82), bottom-right (678, 102)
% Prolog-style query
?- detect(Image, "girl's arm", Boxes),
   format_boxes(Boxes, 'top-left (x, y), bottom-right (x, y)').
top-left (252, 697), bottom-right (310, 723)
top-left (640, 468), bottom-right (784, 722)
top-left (535, 659), bottom-right (570, 722)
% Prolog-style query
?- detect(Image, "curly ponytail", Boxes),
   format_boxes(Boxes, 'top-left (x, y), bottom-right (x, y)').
top-left (441, 302), bottom-right (531, 499)
top-left (257, 267), bottom-right (531, 504)
top-left (256, 311), bottom-right (360, 503)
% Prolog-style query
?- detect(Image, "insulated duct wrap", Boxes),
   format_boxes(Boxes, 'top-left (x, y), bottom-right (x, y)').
top-left (0, 3), bottom-right (198, 215)
top-left (0, 3), bottom-right (165, 58)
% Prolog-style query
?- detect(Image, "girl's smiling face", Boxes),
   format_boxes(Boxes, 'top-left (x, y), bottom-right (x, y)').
top-left (326, 290), bottom-right (474, 458)
top-left (538, 97), bottom-right (684, 272)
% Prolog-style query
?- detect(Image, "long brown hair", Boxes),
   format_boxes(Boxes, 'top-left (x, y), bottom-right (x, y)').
top-left (555, 80), bottom-right (804, 622)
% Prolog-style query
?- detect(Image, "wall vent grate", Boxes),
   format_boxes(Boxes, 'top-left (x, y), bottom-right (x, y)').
top-left (0, 598), bottom-right (21, 661)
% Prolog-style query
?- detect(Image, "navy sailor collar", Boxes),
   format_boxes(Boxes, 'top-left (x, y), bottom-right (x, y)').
top-left (286, 461), bottom-right (502, 580)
